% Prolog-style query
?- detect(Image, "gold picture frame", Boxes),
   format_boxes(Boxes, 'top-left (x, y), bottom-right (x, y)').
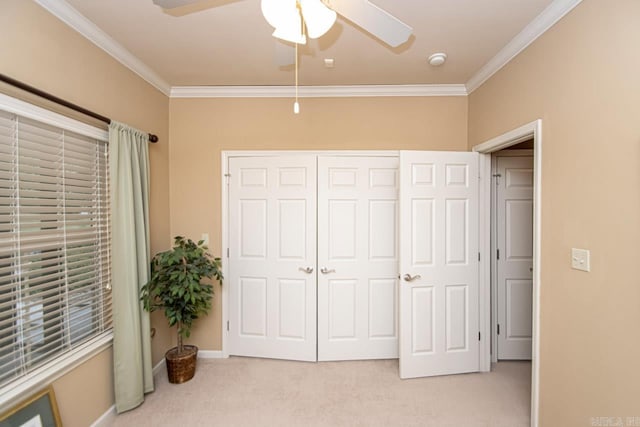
top-left (0, 386), bottom-right (62, 427)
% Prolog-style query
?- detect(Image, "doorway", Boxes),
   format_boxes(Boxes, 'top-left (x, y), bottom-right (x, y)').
top-left (473, 119), bottom-right (542, 427)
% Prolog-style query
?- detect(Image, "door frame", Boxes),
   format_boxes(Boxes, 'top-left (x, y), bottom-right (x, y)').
top-left (221, 150), bottom-right (399, 358)
top-left (473, 119), bottom-right (542, 427)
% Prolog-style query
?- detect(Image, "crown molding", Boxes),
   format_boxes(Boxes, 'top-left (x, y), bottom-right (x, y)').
top-left (465, 0), bottom-right (583, 94)
top-left (170, 84), bottom-right (468, 98)
top-left (35, 0), bottom-right (580, 99)
top-left (34, 0), bottom-right (172, 96)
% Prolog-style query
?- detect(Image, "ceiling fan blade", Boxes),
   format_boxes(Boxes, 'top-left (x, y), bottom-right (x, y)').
top-left (328, 0), bottom-right (412, 47)
top-left (152, 0), bottom-right (202, 9)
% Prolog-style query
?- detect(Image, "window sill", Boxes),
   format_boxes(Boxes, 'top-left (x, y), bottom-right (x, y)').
top-left (0, 331), bottom-right (113, 412)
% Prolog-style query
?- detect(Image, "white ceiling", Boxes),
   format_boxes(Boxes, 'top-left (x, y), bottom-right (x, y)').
top-left (57, 0), bottom-right (564, 89)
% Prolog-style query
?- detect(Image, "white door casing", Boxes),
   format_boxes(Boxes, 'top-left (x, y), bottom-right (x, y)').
top-left (496, 155), bottom-right (533, 360)
top-left (227, 156), bottom-right (317, 361)
top-left (317, 156), bottom-right (399, 361)
top-left (399, 151), bottom-right (480, 379)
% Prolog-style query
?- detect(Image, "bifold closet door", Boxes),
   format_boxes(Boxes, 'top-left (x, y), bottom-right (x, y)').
top-left (317, 156), bottom-right (399, 361)
top-left (227, 156), bottom-right (317, 361)
top-left (399, 151), bottom-right (480, 378)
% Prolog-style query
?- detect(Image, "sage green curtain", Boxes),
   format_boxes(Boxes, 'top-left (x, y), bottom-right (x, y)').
top-left (109, 121), bottom-right (154, 413)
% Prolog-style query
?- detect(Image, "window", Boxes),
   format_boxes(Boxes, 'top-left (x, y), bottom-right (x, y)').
top-left (0, 104), bottom-right (111, 389)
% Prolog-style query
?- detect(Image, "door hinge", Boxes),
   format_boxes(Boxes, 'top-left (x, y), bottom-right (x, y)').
top-left (497, 249), bottom-right (500, 260)
top-left (478, 252), bottom-right (481, 262)
top-left (478, 332), bottom-right (481, 341)
top-left (497, 324), bottom-right (500, 335)
top-left (227, 321), bottom-right (229, 332)
top-left (224, 173), bottom-right (231, 185)
top-left (227, 247), bottom-right (229, 257)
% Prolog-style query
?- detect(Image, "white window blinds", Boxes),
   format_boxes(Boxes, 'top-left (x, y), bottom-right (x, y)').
top-left (0, 108), bottom-right (111, 387)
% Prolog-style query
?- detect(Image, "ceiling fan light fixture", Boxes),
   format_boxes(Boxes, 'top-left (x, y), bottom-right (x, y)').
top-left (300, 0), bottom-right (337, 39)
top-left (261, 0), bottom-right (292, 28)
top-left (272, 25), bottom-right (306, 45)
top-left (262, 0), bottom-right (306, 44)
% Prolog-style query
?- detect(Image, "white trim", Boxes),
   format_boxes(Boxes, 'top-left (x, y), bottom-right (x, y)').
top-left (466, 0), bottom-right (582, 93)
top-left (34, 0), bottom-right (580, 99)
top-left (90, 404), bottom-right (116, 427)
top-left (33, 0), bottom-right (171, 96)
top-left (152, 358), bottom-right (165, 377)
top-left (170, 84), bottom-right (467, 99)
top-left (490, 156), bottom-right (499, 364)
top-left (477, 154), bottom-right (492, 372)
top-left (221, 153), bottom-right (230, 359)
top-left (472, 119), bottom-right (542, 427)
top-left (473, 121), bottom-right (538, 153)
top-left (0, 333), bottom-right (113, 412)
top-left (223, 150), bottom-right (399, 158)
top-left (0, 93), bottom-right (108, 141)
top-left (198, 350), bottom-right (226, 359)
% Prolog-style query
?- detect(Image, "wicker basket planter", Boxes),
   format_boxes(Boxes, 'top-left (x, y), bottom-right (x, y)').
top-left (166, 345), bottom-right (198, 384)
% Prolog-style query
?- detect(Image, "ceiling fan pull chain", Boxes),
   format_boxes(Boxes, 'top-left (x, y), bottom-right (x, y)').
top-left (294, 41), bottom-right (299, 114)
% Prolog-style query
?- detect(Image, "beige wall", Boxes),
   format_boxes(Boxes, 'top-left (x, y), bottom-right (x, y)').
top-left (468, 0), bottom-right (640, 425)
top-left (8, 0), bottom-right (638, 424)
top-left (169, 96), bottom-right (468, 349)
top-left (0, 1), bottom-right (171, 426)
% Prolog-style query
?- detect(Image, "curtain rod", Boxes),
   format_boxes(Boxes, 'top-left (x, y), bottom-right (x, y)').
top-left (0, 73), bottom-right (159, 143)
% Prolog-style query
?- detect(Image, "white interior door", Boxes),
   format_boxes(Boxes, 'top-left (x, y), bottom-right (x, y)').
top-left (399, 151), bottom-right (480, 379)
top-left (317, 156), bottom-right (399, 361)
top-left (496, 155), bottom-right (533, 360)
top-left (227, 156), bottom-right (317, 361)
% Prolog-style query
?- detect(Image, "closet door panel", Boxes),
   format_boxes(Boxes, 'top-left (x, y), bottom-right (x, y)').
top-left (228, 156), bottom-right (317, 361)
top-left (399, 151), bottom-right (480, 378)
top-left (317, 156), bottom-right (399, 361)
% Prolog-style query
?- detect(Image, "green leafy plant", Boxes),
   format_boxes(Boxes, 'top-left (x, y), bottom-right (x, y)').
top-left (141, 236), bottom-right (223, 355)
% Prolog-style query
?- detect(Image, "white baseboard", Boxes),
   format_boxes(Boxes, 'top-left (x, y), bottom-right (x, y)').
top-left (152, 358), bottom-right (165, 377)
top-left (90, 404), bottom-right (116, 427)
top-left (198, 350), bottom-right (226, 359)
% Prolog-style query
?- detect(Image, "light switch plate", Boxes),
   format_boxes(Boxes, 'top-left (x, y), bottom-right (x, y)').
top-left (571, 248), bottom-right (590, 272)
top-left (201, 233), bottom-right (209, 246)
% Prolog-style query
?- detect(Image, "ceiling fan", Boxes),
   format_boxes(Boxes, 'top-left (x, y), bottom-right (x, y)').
top-left (152, 0), bottom-right (413, 48)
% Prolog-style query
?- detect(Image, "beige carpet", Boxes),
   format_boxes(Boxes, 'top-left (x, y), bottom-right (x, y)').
top-left (110, 357), bottom-right (531, 427)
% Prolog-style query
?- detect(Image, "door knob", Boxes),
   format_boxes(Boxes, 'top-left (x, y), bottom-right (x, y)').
top-left (320, 267), bottom-right (335, 274)
top-left (529, 267), bottom-right (533, 273)
top-left (403, 273), bottom-right (421, 282)
top-left (299, 267), bottom-right (313, 274)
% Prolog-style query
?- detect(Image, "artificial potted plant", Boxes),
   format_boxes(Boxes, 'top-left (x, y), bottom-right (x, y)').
top-left (141, 236), bottom-right (223, 384)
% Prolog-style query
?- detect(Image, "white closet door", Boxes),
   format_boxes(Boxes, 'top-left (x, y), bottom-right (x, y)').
top-left (317, 156), bottom-right (399, 361)
top-left (497, 155), bottom-right (533, 360)
top-left (399, 151), bottom-right (480, 378)
top-left (228, 156), bottom-right (317, 361)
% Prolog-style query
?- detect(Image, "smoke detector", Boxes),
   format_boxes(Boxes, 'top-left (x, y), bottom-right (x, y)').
top-left (428, 53), bottom-right (447, 66)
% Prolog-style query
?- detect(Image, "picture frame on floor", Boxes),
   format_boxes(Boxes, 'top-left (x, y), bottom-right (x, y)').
top-left (0, 386), bottom-right (62, 427)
